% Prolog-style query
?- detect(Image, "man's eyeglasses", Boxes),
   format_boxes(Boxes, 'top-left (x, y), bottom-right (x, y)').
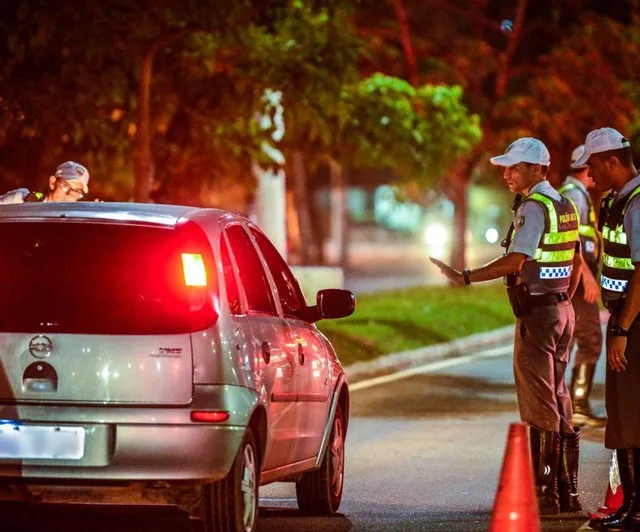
top-left (58, 180), bottom-right (84, 199)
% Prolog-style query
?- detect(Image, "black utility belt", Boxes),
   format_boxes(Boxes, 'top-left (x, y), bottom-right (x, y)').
top-left (507, 284), bottom-right (569, 319)
top-left (529, 292), bottom-right (569, 307)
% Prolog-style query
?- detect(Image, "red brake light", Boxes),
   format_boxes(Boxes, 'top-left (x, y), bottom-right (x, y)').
top-left (190, 411), bottom-right (230, 423)
top-left (182, 253), bottom-right (207, 287)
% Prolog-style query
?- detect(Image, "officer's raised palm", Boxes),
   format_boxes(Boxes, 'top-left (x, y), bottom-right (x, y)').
top-left (429, 257), bottom-right (463, 285)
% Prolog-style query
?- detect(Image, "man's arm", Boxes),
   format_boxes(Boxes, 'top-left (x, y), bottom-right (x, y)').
top-left (579, 252), bottom-right (599, 303)
top-left (467, 253), bottom-right (527, 282)
top-left (618, 266), bottom-right (640, 330)
top-left (430, 252), bottom-right (527, 285)
top-left (608, 266), bottom-right (640, 372)
top-left (568, 248), bottom-right (583, 300)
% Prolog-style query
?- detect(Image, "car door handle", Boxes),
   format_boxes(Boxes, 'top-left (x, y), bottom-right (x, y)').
top-left (298, 344), bottom-right (305, 365)
top-left (261, 341), bottom-right (271, 364)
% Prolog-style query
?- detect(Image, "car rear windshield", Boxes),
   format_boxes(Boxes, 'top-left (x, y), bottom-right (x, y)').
top-left (0, 221), bottom-right (211, 335)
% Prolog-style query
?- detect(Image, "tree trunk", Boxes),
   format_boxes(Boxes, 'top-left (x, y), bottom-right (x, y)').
top-left (133, 48), bottom-right (154, 202)
top-left (133, 30), bottom-right (194, 203)
top-left (495, 0), bottom-right (529, 99)
top-left (449, 161), bottom-right (471, 273)
top-left (308, 181), bottom-right (325, 264)
top-left (340, 167), bottom-right (350, 268)
top-left (328, 158), bottom-right (347, 266)
top-left (389, 0), bottom-right (418, 86)
top-left (291, 151), bottom-right (313, 264)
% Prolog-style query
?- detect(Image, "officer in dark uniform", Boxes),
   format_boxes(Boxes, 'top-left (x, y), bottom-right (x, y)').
top-left (0, 161), bottom-right (90, 204)
top-left (431, 137), bottom-right (583, 515)
top-left (576, 128), bottom-right (640, 531)
top-left (559, 145), bottom-right (606, 427)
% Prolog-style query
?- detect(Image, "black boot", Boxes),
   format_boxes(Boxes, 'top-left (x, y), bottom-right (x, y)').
top-left (600, 448), bottom-right (640, 531)
top-left (529, 425), bottom-right (560, 514)
top-left (558, 428), bottom-right (582, 512)
top-left (570, 363), bottom-right (606, 428)
top-left (589, 449), bottom-right (636, 530)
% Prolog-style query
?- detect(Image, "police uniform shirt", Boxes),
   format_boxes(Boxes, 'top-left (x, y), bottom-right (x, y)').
top-left (508, 180), bottom-right (568, 295)
top-left (618, 173), bottom-right (640, 264)
top-left (0, 188), bottom-right (29, 204)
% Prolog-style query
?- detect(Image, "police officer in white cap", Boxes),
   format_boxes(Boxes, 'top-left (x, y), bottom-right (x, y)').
top-left (431, 137), bottom-right (583, 514)
top-left (559, 146), bottom-right (606, 428)
top-left (0, 160), bottom-right (90, 204)
top-left (577, 128), bottom-right (640, 531)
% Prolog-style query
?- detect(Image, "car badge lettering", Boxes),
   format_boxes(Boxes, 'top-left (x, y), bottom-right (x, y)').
top-left (149, 347), bottom-right (183, 359)
top-left (29, 335), bottom-right (53, 358)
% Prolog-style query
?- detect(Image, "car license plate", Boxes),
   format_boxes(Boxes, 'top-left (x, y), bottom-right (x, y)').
top-left (0, 423), bottom-right (85, 460)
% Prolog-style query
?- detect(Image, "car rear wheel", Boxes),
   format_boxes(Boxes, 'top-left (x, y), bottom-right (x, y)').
top-left (295, 404), bottom-right (345, 515)
top-left (202, 427), bottom-right (259, 532)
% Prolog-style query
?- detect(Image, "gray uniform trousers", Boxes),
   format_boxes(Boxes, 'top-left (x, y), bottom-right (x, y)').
top-left (513, 300), bottom-right (575, 434)
top-left (569, 284), bottom-right (603, 366)
top-left (605, 315), bottom-right (640, 449)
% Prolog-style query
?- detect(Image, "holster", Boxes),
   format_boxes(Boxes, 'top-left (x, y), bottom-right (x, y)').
top-left (507, 283), bottom-right (533, 319)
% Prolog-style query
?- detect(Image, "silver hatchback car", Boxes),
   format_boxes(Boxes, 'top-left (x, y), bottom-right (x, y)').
top-left (0, 202), bottom-right (355, 531)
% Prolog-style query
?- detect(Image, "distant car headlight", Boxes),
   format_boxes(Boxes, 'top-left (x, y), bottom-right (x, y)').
top-left (485, 227), bottom-right (499, 244)
top-left (424, 224), bottom-right (449, 247)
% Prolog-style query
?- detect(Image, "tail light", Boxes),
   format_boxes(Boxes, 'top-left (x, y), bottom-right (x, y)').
top-left (182, 253), bottom-right (207, 287)
top-left (176, 221), bottom-right (218, 331)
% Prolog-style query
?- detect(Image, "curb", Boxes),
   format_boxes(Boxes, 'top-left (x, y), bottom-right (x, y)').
top-left (344, 324), bottom-right (515, 383)
top-left (344, 308), bottom-right (611, 384)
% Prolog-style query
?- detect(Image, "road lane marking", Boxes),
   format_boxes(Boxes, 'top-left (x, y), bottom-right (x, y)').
top-left (350, 344), bottom-right (513, 392)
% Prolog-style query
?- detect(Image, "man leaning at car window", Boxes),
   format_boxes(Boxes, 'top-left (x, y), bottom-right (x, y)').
top-left (0, 161), bottom-right (91, 204)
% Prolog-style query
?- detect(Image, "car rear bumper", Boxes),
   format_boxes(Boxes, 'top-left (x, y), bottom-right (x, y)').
top-left (0, 424), bottom-right (245, 482)
top-left (0, 384), bottom-right (258, 483)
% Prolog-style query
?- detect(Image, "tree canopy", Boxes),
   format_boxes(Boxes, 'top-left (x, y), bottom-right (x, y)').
top-left (0, 0), bottom-right (481, 204)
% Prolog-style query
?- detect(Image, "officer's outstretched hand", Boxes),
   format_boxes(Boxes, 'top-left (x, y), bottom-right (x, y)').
top-left (429, 257), bottom-right (464, 285)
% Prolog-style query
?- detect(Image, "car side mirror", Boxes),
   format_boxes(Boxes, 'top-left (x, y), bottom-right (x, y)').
top-left (314, 289), bottom-right (356, 321)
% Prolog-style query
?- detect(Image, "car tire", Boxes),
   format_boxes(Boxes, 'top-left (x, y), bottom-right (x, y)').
top-left (202, 427), bottom-right (260, 532)
top-left (295, 404), bottom-right (345, 516)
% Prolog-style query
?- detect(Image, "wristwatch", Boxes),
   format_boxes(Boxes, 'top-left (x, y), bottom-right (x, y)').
top-left (462, 268), bottom-right (471, 285)
top-left (610, 325), bottom-right (629, 337)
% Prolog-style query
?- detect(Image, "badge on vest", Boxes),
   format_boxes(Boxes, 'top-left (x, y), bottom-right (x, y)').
top-left (515, 215), bottom-right (525, 231)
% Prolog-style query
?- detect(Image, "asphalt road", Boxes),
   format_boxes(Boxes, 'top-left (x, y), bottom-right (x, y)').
top-left (3, 340), bottom-right (611, 532)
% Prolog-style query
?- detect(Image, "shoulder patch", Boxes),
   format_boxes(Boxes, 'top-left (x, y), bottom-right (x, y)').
top-left (515, 215), bottom-right (525, 230)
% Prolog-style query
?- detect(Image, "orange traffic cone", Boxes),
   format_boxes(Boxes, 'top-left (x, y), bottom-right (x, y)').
top-left (490, 423), bottom-right (541, 532)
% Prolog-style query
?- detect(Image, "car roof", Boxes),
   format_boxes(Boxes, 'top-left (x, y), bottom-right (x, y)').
top-left (0, 202), bottom-right (232, 227)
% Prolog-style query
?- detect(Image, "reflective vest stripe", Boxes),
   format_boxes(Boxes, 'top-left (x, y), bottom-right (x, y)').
top-left (602, 226), bottom-right (627, 244)
top-left (543, 230), bottom-right (579, 244)
top-left (534, 248), bottom-right (575, 263)
top-left (529, 193), bottom-right (558, 233)
top-left (539, 266), bottom-right (572, 279)
top-left (601, 275), bottom-right (628, 292)
top-left (579, 225), bottom-right (596, 238)
top-left (603, 254), bottom-right (634, 270)
top-left (622, 186), bottom-right (640, 216)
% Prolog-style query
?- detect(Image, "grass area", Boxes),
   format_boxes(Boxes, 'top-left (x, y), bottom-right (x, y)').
top-left (317, 281), bottom-right (515, 367)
